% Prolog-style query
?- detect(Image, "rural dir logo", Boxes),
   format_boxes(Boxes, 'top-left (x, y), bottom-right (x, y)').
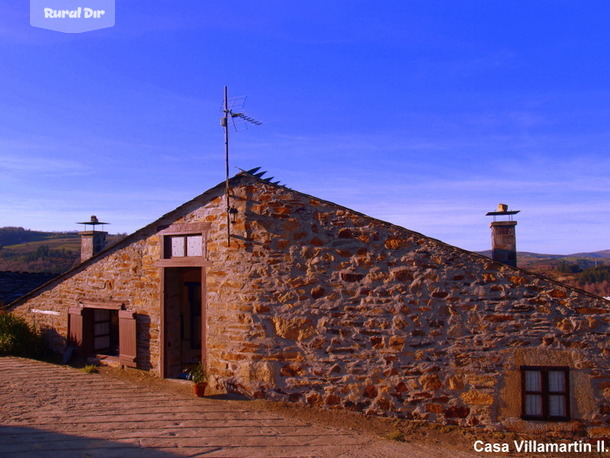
top-left (30, 0), bottom-right (115, 33)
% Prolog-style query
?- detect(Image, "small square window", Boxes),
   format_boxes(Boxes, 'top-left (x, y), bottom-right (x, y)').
top-left (521, 366), bottom-right (570, 421)
top-left (164, 234), bottom-right (203, 258)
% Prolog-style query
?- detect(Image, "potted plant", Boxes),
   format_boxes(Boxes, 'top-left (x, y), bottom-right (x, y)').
top-left (186, 362), bottom-right (208, 397)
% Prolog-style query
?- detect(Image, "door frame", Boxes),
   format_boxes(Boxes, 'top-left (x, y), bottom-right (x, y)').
top-left (156, 222), bottom-right (211, 379)
top-left (160, 266), bottom-right (207, 378)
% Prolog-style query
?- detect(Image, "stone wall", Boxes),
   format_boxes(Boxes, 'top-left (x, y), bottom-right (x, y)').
top-left (11, 232), bottom-right (163, 371)
top-left (10, 174), bottom-right (610, 435)
top-left (203, 177), bottom-right (610, 435)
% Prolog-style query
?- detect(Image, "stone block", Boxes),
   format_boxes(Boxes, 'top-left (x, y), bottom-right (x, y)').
top-left (419, 373), bottom-right (443, 391)
top-left (311, 286), bottom-right (326, 299)
top-left (483, 273), bottom-right (497, 282)
top-left (548, 289), bottom-right (568, 299)
top-left (556, 318), bottom-right (575, 333)
top-left (338, 228), bottom-right (356, 238)
top-left (448, 376), bottom-right (464, 390)
top-left (425, 403), bottom-right (443, 413)
top-left (325, 394), bottom-right (341, 405)
top-left (588, 427), bottom-right (610, 437)
top-left (306, 392), bottom-right (322, 406)
top-left (576, 307), bottom-right (607, 314)
top-left (461, 390), bottom-right (494, 406)
top-left (384, 238), bottom-right (407, 250)
top-left (280, 363), bottom-right (305, 377)
top-left (389, 336), bottom-right (405, 350)
top-left (392, 269), bottom-right (414, 282)
top-left (467, 375), bottom-right (496, 388)
top-left (363, 385), bottom-right (378, 398)
top-left (271, 316), bottom-right (315, 341)
top-left (253, 303), bottom-right (270, 313)
top-left (485, 314), bottom-right (512, 323)
top-left (340, 272), bottom-right (365, 282)
top-left (509, 276), bottom-right (528, 286)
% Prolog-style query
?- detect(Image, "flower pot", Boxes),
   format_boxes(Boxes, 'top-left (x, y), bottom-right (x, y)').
top-left (193, 382), bottom-right (207, 397)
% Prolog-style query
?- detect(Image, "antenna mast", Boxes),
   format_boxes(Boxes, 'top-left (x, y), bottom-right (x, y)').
top-left (221, 85), bottom-right (261, 246)
top-left (223, 86), bottom-right (230, 244)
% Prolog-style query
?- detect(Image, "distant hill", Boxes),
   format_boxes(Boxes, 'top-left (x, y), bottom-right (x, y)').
top-left (478, 249), bottom-right (610, 297)
top-left (0, 227), bottom-right (125, 274)
top-left (2, 226), bottom-right (609, 297)
top-left (568, 250), bottom-right (610, 259)
top-left (0, 227), bottom-right (73, 247)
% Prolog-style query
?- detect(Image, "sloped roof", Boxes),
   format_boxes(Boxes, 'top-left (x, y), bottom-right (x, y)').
top-left (0, 271), bottom-right (58, 307)
top-left (7, 175), bottom-right (230, 309)
top-left (7, 170), bottom-right (607, 309)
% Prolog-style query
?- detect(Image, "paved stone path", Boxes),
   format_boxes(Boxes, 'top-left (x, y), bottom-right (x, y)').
top-left (0, 358), bottom-right (476, 457)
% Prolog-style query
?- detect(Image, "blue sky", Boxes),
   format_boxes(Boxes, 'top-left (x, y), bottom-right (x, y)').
top-left (1, 1), bottom-right (610, 254)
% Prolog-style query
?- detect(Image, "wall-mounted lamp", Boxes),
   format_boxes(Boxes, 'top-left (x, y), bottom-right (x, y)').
top-left (228, 206), bottom-right (238, 224)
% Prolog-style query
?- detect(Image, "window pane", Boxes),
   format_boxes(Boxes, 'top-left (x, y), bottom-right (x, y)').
top-left (171, 236), bottom-right (185, 257)
top-left (549, 395), bottom-right (566, 417)
top-left (94, 336), bottom-right (110, 350)
top-left (548, 371), bottom-right (566, 393)
top-left (94, 322), bottom-right (109, 335)
top-left (524, 370), bottom-right (542, 391)
top-left (186, 235), bottom-right (202, 256)
top-left (94, 309), bottom-right (109, 321)
top-left (525, 394), bottom-right (543, 416)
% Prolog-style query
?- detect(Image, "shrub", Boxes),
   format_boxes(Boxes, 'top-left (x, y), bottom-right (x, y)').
top-left (81, 364), bottom-right (98, 374)
top-left (0, 312), bottom-right (46, 358)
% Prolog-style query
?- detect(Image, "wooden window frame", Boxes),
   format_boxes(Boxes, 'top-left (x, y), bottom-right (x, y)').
top-left (68, 302), bottom-right (137, 368)
top-left (521, 366), bottom-right (570, 421)
top-left (156, 222), bottom-right (211, 268)
top-left (164, 234), bottom-right (203, 258)
top-left (92, 308), bottom-right (118, 355)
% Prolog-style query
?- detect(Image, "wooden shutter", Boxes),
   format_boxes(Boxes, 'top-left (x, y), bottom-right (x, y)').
top-left (118, 310), bottom-right (137, 368)
top-left (67, 307), bottom-right (84, 347)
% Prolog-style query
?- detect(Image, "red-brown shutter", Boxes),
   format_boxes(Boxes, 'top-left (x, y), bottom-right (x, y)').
top-left (67, 307), bottom-right (84, 347)
top-left (118, 310), bottom-right (137, 368)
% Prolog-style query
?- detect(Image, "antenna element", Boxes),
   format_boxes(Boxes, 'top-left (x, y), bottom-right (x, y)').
top-left (221, 86), bottom-right (262, 246)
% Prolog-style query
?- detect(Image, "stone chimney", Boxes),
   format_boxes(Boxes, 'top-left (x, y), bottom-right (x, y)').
top-left (77, 216), bottom-right (109, 262)
top-left (486, 204), bottom-right (519, 268)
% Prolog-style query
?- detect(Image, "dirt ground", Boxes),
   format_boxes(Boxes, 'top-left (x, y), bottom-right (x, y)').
top-left (2, 357), bottom-right (477, 457)
top-left (95, 364), bottom-right (602, 457)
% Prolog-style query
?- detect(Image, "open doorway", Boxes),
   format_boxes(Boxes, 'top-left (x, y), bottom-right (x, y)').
top-left (163, 267), bottom-right (203, 378)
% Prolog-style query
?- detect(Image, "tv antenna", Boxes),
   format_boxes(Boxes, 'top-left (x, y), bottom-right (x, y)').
top-left (221, 85), bottom-right (261, 246)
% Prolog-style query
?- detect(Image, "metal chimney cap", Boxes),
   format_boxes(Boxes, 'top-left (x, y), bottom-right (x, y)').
top-left (486, 203), bottom-right (520, 217)
top-left (77, 215), bottom-right (110, 226)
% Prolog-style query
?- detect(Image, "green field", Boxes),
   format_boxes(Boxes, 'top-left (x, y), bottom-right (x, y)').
top-left (0, 227), bottom-right (124, 274)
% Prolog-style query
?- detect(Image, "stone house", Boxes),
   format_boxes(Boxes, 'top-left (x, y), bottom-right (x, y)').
top-left (8, 171), bottom-right (610, 436)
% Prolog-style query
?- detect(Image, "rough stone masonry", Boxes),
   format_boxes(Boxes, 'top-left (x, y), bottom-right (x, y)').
top-left (10, 173), bottom-right (610, 437)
